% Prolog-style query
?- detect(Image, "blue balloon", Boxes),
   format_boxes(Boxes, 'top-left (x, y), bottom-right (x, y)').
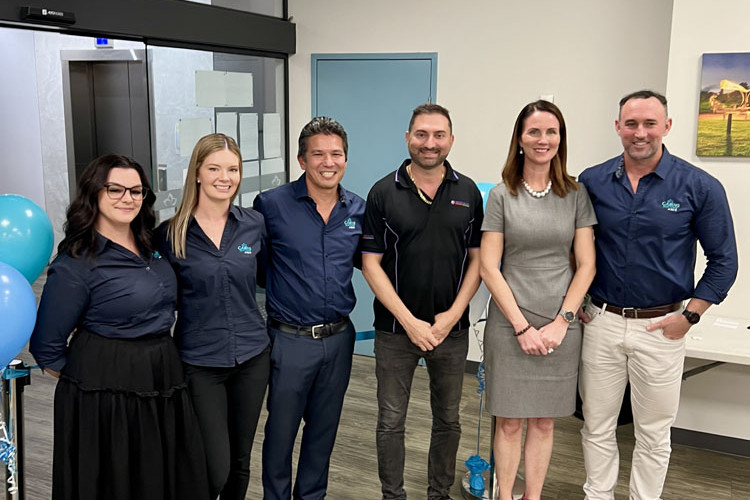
top-left (0, 194), bottom-right (54, 284)
top-left (0, 261), bottom-right (37, 368)
top-left (475, 182), bottom-right (496, 211)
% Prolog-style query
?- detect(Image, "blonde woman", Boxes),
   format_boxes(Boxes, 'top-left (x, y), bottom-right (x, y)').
top-left (158, 133), bottom-right (269, 500)
top-left (479, 101), bottom-right (596, 500)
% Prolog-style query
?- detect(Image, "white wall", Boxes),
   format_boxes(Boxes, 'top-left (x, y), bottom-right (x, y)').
top-left (0, 29), bottom-right (45, 208)
top-left (288, 0), bottom-right (674, 183)
top-left (665, 0), bottom-right (750, 440)
top-left (665, 0), bottom-right (748, 319)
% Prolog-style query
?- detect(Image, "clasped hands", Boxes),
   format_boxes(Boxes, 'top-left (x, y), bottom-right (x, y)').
top-left (518, 318), bottom-right (567, 356)
top-left (404, 311), bottom-right (457, 352)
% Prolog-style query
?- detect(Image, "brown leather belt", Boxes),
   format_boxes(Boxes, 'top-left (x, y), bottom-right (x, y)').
top-left (590, 297), bottom-right (682, 319)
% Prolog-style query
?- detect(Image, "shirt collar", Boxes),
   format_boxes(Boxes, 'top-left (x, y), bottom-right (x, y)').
top-left (95, 232), bottom-right (110, 255)
top-left (395, 159), bottom-right (459, 188)
top-left (188, 203), bottom-right (242, 228)
top-left (611, 145), bottom-right (673, 181)
top-left (292, 173), bottom-right (348, 204)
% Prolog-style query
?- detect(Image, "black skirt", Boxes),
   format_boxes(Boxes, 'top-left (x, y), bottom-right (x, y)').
top-left (52, 329), bottom-right (210, 500)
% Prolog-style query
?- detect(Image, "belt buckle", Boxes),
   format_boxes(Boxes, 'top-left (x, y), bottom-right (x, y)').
top-left (621, 307), bottom-right (637, 319)
top-left (311, 323), bottom-right (326, 339)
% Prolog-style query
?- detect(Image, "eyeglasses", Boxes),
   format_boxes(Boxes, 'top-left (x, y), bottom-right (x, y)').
top-left (103, 183), bottom-right (149, 200)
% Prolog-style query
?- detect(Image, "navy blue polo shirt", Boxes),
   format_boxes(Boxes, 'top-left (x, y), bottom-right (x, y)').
top-left (579, 146), bottom-right (737, 308)
top-left (362, 160), bottom-right (484, 333)
top-left (157, 205), bottom-right (268, 367)
top-left (253, 174), bottom-right (365, 326)
top-left (30, 235), bottom-right (177, 372)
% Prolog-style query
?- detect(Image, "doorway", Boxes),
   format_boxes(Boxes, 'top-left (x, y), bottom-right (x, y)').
top-left (61, 50), bottom-right (150, 200)
top-left (312, 52), bottom-right (438, 355)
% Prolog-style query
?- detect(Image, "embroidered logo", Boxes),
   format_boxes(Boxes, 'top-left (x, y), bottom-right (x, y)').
top-left (344, 217), bottom-right (356, 230)
top-left (451, 200), bottom-right (470, 208)
top-left (153, 251), bottom-right (162, 259)
top-left (237, 243), bottom-right (253, 254)
top-left (661, 199), bottom-right (680, 212)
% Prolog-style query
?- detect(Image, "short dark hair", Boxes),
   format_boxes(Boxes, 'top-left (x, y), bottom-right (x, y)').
top-left (408, 103), bottom-right (453, 133)
top-left (298, 116), bottom-right (348, 159)
top-left (619, 90), bottom-right (668, 118)
top-left (59, 154), bottom-right (156, 259)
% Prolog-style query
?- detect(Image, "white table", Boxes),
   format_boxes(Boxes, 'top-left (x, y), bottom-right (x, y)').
top-left (683, 315), bottom-right (750, 380)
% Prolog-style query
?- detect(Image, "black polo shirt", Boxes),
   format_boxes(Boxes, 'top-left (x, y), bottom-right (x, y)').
top-left (362, 159), bottom-right (483, 334)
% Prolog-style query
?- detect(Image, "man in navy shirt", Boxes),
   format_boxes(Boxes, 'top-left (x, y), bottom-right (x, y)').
top-left (253, 117), bottom-right (365, 500)
top-left (578, 90), bottom-right (738, 500)
top-left (362, 104), bottom-right (483, 500)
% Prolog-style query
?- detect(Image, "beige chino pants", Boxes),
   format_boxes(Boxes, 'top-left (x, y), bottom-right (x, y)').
top-left (579, 303), bottom-right (685, 500)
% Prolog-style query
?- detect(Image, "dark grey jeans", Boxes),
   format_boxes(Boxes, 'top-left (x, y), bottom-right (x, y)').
top-left (374, 329), bottom-right (469, 500)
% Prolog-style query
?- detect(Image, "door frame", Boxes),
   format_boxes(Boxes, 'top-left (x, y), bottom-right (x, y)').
top-left (61, 49), bottom-right (149, 200)
top-left (311, 52), bottom-right (438, 117)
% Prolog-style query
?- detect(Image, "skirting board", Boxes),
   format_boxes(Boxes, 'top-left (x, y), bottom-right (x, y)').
top-left (672, 427), bottom-right (750, 457)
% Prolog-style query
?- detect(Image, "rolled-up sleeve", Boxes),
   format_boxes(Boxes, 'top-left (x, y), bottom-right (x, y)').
top-left (693, 177), bottom-right (738, 304)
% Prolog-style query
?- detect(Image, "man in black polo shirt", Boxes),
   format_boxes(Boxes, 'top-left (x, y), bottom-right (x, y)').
top-left (362, 103), bottom-right (483, 500)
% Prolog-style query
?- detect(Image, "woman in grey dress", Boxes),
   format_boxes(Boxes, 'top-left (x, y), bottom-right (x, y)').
top-left (479, 100), bottom-right (596, 500)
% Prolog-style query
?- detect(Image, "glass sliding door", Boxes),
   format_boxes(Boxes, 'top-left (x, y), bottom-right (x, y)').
top-left (147, 45), bottom-right (287, 222)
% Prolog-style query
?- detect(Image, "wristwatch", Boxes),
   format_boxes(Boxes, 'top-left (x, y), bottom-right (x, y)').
top-left (559, 309), bottom-right (576, 323)
top-left (682, 309), bottom-right (701, 325)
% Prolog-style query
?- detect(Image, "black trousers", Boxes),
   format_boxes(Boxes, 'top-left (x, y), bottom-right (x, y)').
top-left (184, 347), bottom-right (270, 500)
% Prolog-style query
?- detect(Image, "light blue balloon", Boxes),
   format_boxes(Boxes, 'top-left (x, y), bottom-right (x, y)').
top-left (0, 194), bottom-right (54, 284)
top-left (475, 182), bottom-right (496, 211)
top-left (0, 261), bottom-right (37, 368)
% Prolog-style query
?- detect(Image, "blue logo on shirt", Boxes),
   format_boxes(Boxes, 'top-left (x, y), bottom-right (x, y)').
top-left (661, 199), bottom-right (680, 212)
top-left (237, 243), bottom-right (253, 254)
top-left (153, 251), bottom-right (162, 259)
top-left (344, 218), bottom-right (356, 230)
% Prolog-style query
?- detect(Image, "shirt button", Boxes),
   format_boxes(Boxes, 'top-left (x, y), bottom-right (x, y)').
top-left (146, 266), bottom-right (150, 271)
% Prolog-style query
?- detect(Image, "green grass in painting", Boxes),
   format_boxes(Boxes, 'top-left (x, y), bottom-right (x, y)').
top-left (696, 118), bottom-right (750, 157)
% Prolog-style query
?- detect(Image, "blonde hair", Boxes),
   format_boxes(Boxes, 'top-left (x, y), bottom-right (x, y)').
top-left (167, 133), bottom-right (242, 258)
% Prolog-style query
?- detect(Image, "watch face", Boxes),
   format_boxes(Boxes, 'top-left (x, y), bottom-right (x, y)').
top-left (562, 311), bottom-right (575, 323)
top-left (683, 310), bottom-right (700, 324)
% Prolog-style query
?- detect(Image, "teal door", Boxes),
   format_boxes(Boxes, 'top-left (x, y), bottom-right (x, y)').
top-left (312, 53), bottom-right (437, 356)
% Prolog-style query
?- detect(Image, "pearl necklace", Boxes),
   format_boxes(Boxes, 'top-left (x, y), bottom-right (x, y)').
top-left (521, 178), bottom-right (552, 198)
top-left (407, 164), bottom-right (444, 205)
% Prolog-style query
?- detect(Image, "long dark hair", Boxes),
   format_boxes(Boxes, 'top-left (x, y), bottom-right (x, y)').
top-left (59, 154), bottom-right (156, 259)
top-left (501, 100), bottom-right (578, 197)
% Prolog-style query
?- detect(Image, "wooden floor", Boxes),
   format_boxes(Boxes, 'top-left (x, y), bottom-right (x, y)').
top-left (7, 348), bottom-right (750, 499)
top-left (6, 275), bottom-right (749, 499)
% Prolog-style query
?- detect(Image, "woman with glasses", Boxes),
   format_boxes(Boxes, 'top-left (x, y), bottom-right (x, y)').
top-left (30, 155), bottom-right (209, 500)
top-left (157, 133), bottom-right (269, 500)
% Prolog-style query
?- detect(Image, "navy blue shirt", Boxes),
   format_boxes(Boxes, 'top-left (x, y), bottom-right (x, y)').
top-left (29, 236), bottom-right (178, 372)
top-left (579, 147), bottom-right (737, 308)
top-left (362, 160), bottom-right (484, 333)
top-left (157, 205), bottom-right (268, 367)
top-left (253, 174), bottom-right (365, 326)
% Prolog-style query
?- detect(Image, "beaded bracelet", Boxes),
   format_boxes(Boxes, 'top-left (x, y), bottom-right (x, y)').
top-left (514, 324), bottom-right (531, 337)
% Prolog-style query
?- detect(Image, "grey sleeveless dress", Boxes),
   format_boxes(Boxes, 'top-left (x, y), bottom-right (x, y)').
top-left (481, 181), bottom-right (596, 417)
